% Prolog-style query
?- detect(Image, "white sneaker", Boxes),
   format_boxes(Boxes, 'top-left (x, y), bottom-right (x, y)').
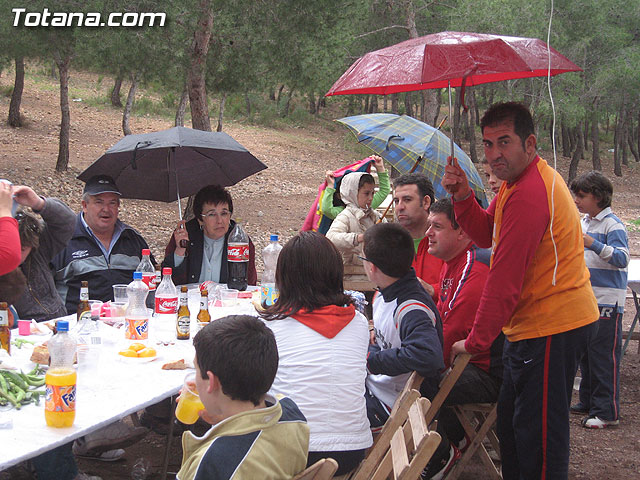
top-left (74, 472), bottom-right (103, 480)
top-left (581, 416), bottom-right (619, 429)
top-left (73, 444), bottom-right (126, 462)
top-left (75, 420), bottom-right (148, 453)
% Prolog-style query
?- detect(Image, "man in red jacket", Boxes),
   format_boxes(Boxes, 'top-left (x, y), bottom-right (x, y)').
top-left (392, 173), bottom-right (443, 299)
top-left (421, 198), bottom-right (503, 479)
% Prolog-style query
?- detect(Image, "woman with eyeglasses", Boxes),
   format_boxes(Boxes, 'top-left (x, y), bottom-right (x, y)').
top-left (261, 232), bottom-right (372, 475)
top-left (162, 184), bottom-right (257, 286)
top-left (12, 186), bottom-right (76, 322)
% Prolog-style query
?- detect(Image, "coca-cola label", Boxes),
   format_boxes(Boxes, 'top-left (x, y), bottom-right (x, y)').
top-left (155, 296), bottom-right (178, 314)
top-left (227, 243), bottom-right (249, 262)
top-left (142, 273), bottom-right (156, 291)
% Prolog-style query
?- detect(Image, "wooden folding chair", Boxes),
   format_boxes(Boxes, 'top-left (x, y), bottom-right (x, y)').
top-left (424, 353), bottom-right (471, 426)
top-left (349, 389), bottom-right (441, 480)
top-left (448, 403), bottom-right (501, 479)
top-left (343, 264), bottom-right (376, 292)
top-left (293, 458), bottom-right (339, 480)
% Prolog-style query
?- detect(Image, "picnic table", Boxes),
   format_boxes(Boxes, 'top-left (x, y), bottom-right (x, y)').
top-left (0, 286), bottom-right (260, 472)
top-left (623, 257), bottom-right (640, 357)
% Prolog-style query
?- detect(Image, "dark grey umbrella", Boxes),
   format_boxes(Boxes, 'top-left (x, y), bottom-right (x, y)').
top-left (78, 127), bottom-right (267, 211)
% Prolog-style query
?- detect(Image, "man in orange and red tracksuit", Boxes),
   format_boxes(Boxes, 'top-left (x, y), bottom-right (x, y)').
top-left (443, 102), bottom-right (599, 480)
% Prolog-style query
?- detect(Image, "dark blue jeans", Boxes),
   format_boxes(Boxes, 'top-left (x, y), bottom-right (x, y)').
top-left (31, 443), bottom-right (77, 480)
top-left (497, 322), bottom-right (596, 480)
top-left (578, 308), bottom-right (622, 421)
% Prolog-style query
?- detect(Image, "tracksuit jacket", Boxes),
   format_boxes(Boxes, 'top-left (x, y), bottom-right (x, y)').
top-left (52, 214), bottom-right (151, 314)
top-left (366, 269), bottom-right (444, 408)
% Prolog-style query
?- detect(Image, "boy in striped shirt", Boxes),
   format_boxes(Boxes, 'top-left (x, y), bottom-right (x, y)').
top-left (571, 171), bottom-right (630, 428)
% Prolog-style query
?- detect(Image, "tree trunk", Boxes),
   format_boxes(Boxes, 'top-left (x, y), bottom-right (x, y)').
top-left (50, 61), bottom-right (57, 79)
top-left (568, 127), bottom-right (576, 155)
top-left (216, 93), bottom-right (226, 132)
top-left (122, 73), bottom-right (138, 136)
top-left (391, 94), bottom-right (398, 114)
top-left (423, 90), bottom-right (439, 126)
top-left (383, 96), bottom-right (388, 113)
top-left (174, 85), bottom-right (189, 127)
top-left (473, 90), bottom-right (480, 126)
top-left (316, 96), bottom-right (323, 115)
top-left (363, 95), bottom-right (370, 114)
top-left (275, 85), bottom-right (284, 105)
top-left (613, 114), bottom-right (622, 176)
top-left (347, 96), bottom-right (356, 116)
top-left (561, 123), bottom-right (571, 157)
top-left (54, 54), bottom-right (71, 172)
top-left (187, 0), bottom-right (213, 131)
top-left (591, 106), bottom-right (601, 170)
top-left (404, 93), bottom-right (413, 117)
top-left (8, 56), bottom-right (25, 127)
top-left (466, 89), bottom-right (478, 163)
top-left (620, 107), bottom-right (628, 166)
top-left (111, 74), bottom-right (123, 108)
top-left (369, 95), bottom-right (378, 114)
top-left (628, 122), bottom-right (640, 163)
top-left (453, 87), bottom-right (462, 146)
top-left (307, 92), bottom-right (317, 114)
top-left (637, 111), bottom-right (640, 162)
top-left (246, 93), bottom-right (252, 116)
top-left (568, 122), bottom-right (584, 183)
top-left (281, 88), bottom-right (293, 117)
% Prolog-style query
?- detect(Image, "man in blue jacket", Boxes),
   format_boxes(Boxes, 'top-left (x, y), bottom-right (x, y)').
top-left (362, 222), bottom-right (444, 429)
top-left (52, 175), bottom-right (154, 313)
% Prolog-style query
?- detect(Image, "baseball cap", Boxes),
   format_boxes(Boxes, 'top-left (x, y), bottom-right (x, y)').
top-left (83, 175), bottom-right (121, 196)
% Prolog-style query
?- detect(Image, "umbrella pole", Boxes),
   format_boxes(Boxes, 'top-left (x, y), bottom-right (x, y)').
top-left (170, 147), bottom-right (183, 221)
top-left (448, 81), bottom-right (455, 163)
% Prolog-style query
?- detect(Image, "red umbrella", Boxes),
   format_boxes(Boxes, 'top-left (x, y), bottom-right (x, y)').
top-left (326, 31), bottom-right (581, 96)
top-left (326, 31), bottom-right (581, 158)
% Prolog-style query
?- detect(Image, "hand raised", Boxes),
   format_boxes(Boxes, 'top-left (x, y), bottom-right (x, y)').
top-left (442, 157), bottom-right (471, 201)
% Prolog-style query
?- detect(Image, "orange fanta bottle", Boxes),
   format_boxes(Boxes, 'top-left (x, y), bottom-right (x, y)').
top-left (45, 320), bottom-right (77, 427)
top-left (125, 272), bottom-right (149, 340)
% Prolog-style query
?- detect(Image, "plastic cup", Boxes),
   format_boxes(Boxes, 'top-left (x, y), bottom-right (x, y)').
top-left (18, 319), bottom-right (30, 336)
top-left (88, 300), bottom-right (103, 318)
top-left (175, 373), bottom-right (205, 425)
top-left (77, 344), bottom-right (100, 376)
top-left (113, 284), bottom-right (128, 304)
top-left (220, 288), bottom-right (238, 307)
top-left (109, 302), bottom-right (127, 318)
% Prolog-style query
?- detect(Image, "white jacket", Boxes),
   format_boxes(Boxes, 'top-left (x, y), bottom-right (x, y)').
top-left (326, 172), bottom-right (380, 267)
top-left (263, 310), bottom-right (373, 452)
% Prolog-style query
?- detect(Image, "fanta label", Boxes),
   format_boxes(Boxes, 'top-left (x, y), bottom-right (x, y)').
top-left (261, 285), bottom-right (280, 307)
top-left (155, 296), bottom-right (178, 314)
top-left (142, 273), bottom-right (156, 291)
top-left (125, 317), bottom-right (148, 340)
top-left (227, 243), bottom-right (249, 262)
top-left (45, 384), bottom-right (76, 413)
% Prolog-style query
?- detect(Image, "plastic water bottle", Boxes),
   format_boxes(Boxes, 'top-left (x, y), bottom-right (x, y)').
top-left (136, 249), bottom-right (156, 292)
top-left (125, 272), bottom-right (149, 340)
top-left (227, 222), bottom-right (249, 291)
top-left (261, 234), bottom-right (282, 306)
top-left (155, 267), bottom-right (178, 322)
top-left (45, 320), bottom-right (77, 427)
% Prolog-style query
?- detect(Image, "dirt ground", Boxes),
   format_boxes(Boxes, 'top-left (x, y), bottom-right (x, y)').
top-left (1, 66), bottom-right (639, 479)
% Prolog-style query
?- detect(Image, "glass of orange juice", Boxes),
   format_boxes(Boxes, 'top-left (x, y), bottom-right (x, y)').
top-left (175, 373), bottom-right (205, 424)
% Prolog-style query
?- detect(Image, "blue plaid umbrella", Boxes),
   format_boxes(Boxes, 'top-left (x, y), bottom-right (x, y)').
top-left (336, 114), bottom-right (488, 207)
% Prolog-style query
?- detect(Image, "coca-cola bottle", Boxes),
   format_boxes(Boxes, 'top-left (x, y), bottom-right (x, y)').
top-left (136, 249), bottom-right (156, 291)
top-left (227, 222), bottom-right (249, 291)
top-left (154, 267), bottom-right (178, 321)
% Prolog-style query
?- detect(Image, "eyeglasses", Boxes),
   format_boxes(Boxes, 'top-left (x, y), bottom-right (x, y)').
top-left (15, 211), bottom-right (41, 234)
top-left (357, 255), bottom-right (374, 265)
top-left (200, 210), bottom-right (231, 220)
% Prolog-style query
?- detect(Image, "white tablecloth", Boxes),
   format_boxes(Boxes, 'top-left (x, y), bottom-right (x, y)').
top-left (1, 295), bottom-right (259, 471)
top-left (628, 258), bottom-right (640, 294)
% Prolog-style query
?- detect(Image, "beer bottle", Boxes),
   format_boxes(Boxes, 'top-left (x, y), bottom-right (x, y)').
top-left (77, 281), bottom-right (91, 323)
top-left (197, 290), bottom-right (211, 324)
top-left (177, 286), bottom-right (190, 340)
top-left (0, 302), bottom-right (10, 355)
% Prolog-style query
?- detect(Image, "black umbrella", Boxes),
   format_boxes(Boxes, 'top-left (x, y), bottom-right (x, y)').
top-left (78, 126), bottom-right (267, 215)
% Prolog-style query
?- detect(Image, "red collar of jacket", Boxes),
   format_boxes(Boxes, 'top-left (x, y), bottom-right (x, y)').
top-left (291, 304), bottom-right (356, 338)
